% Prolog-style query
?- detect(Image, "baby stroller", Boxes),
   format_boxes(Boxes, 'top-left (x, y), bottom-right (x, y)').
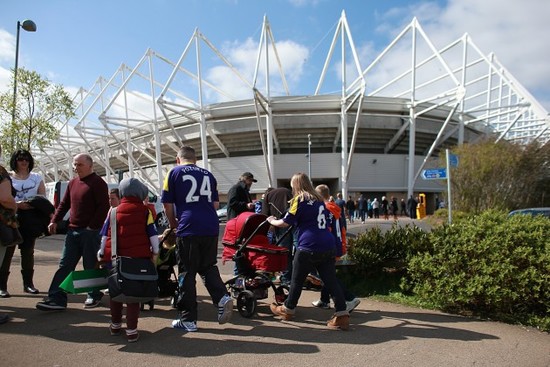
top-left (222, 212), bottom-right (290, 318)
top-left (141, 228), bottom-right (178, 310)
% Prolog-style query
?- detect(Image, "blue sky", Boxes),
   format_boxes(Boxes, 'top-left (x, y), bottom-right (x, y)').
top-left (1, 0), bottom-right (549, 111)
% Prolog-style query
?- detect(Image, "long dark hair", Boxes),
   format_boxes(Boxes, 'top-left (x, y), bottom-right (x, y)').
top-left (9, 149), bottom-right (34, 172)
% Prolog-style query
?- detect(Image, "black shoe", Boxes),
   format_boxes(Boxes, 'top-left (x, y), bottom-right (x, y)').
top-left (36, 298), bottom-right (66, 311)
top-left (0, 290), bottom-right (10, 298)
top-left (24, 285), bottom-right (39, 294)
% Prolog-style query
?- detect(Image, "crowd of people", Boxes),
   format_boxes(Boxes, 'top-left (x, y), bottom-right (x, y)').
top-left (0, 142), bottom-right (430, 339)
top-left (344, 194), bottom-right (421, 222)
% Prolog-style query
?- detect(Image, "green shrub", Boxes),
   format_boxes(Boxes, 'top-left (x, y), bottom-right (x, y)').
top-left (348, 224), bottom-right (430, 275)
top-left (347, 226), bottom-right (387, 274)
top-left (347, 210), bottom-right (550, 330)
top-left (407, 210), bottom-right (550, 325)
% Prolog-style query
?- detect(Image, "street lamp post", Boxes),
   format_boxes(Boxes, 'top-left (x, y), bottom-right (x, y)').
top-left (12, 19), bottom-right (37, 124)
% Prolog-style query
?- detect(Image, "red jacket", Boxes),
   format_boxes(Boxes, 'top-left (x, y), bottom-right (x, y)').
top-left (103, 197), bottom-right (153, 259)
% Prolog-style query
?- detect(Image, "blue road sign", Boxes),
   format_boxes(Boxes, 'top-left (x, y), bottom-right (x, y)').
top-left (421, 168), bottom-right (447, 180)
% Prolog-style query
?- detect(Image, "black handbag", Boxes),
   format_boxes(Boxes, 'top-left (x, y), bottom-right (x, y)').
top-left (108, 257), bottom-right (158, 303)
top-left (0, 222), bottom-right (23, 247)
top-left (106, 208), bottom-right (158, 303)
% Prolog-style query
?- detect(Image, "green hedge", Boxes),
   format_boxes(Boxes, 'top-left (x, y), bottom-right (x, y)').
top-left (347, 210), bottom-right (550, 331)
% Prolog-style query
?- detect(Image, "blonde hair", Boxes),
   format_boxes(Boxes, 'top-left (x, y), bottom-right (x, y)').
top-left (315, 184), bottom-right (331, 200)
top-left (290, 173), bottom-right (324, 202)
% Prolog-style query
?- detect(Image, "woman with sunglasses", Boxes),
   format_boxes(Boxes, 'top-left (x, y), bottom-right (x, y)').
top-left (0, 149), bottom-right (46, 297)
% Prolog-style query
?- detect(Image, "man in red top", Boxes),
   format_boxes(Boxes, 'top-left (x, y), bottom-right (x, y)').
top-left (37, 153), bottom-right (109, 311)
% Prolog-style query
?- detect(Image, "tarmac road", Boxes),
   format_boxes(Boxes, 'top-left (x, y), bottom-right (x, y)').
top-left (0, 218), bottom-right (548, 367)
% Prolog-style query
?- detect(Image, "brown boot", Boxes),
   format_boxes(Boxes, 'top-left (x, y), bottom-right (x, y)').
top-left (327, 313), bottom-right (350, 330)
top-left (270, 303), bottom-right (294, 320)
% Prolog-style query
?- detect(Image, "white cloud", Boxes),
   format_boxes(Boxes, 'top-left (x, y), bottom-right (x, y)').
top-left (0, 29), bottom-right (15, 62)
top-left (206, 37), bottom-right (309, 102)
top-left (376, 0), bottom-right (550, 110)
top-left (0, 29), bottom-right (15, 93)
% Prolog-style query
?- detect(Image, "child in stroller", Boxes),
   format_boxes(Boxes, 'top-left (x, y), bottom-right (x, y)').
top-left (222, 212), bottom-right (290, 317)
top-left (141, 228), bottom-right (178, 310)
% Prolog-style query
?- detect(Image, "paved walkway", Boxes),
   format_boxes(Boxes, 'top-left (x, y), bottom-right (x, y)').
top-left (0, 225), bottom-right (548, 367)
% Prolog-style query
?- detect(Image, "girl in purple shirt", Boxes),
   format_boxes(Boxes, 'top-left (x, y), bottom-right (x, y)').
top-left (267, 172), bottom-right (349, 330)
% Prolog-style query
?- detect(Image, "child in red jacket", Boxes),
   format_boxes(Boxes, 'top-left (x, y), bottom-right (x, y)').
top-left (98, 178), bottom-right (159, 343)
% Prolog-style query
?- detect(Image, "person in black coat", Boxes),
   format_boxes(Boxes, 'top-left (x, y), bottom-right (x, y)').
top-left (407, 195), bottom-right (418, 219)
top-left (226, 172), bottom-right (257, 220)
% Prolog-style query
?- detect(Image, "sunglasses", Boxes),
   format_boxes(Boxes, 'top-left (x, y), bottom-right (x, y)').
top-left (17, 157), bottom-right (30, 161)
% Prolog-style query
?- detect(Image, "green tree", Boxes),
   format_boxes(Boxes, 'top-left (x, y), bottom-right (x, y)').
top-left (443, 137), bottom-right (550, 213)
top-left (0, 67), bottom-right (75, 154)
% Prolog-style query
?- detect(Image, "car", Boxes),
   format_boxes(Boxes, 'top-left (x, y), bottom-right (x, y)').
top-left (508, 207), bottom-right (550, 218)
top-left (217, 204), bottom-right (228, 222)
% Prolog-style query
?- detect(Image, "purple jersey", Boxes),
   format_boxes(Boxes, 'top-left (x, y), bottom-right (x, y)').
top-left (161, 163), bottom-right (219, 237)
top-left (282, 196), bottom-right (335, 253)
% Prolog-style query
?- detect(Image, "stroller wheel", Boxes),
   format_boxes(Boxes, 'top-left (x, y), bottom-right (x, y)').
top-left (274, 285), bottom-right (289, 305)
top-left (236, 290), bottom-right (257, 318)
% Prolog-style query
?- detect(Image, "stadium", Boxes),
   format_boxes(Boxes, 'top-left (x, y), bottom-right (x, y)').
top-left (35, 12), bottom-right (550, 213)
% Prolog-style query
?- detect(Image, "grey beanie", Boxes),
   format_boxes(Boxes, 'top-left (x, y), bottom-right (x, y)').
top-left (119, 177), bottom-right (148, 201)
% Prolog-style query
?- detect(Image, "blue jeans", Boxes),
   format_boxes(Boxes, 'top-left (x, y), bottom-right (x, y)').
top-left (48, 228), bottom-right (102, 306)
top-left (285, 248), bottom-right (346, 312)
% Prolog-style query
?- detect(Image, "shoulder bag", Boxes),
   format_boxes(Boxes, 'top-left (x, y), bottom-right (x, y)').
top-left (107, 208), bottom-right (158, 303)
top-left (0, 205), bottom-right (23, 247)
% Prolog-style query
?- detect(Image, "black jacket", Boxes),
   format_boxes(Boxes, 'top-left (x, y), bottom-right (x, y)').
top-left (17, 196), bottom-right (55, 238)
top-left (226, 181), bottom-right (252, 220)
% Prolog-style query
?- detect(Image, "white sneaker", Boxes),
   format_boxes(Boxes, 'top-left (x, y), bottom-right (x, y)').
top-left (217, 294), bottom-right (233, 324)
top-left (311, 299), bottom-right (331, 309)
top-left (346, 298), bottom-right (361, 313)
top-left (172, 319), bottom-right (198, 332)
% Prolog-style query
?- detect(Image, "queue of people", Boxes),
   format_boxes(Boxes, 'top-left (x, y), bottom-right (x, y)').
top-left (340, 194), bottom-right (421, 221)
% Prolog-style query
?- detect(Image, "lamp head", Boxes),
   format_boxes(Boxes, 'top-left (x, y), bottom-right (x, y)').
top-left (20, 19), bottom-right (37, 32)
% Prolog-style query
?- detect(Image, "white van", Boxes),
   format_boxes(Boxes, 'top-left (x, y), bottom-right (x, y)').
top-left (46, 180), bottom-right (168, 233)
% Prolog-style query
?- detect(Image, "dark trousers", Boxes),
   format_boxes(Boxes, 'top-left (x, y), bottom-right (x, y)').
top-left (175, 236), bottom-right (227, 322)
top-left (285, 248), bottom-right (346, 312)
top-left (0, 233), bottom-right (36, 273)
